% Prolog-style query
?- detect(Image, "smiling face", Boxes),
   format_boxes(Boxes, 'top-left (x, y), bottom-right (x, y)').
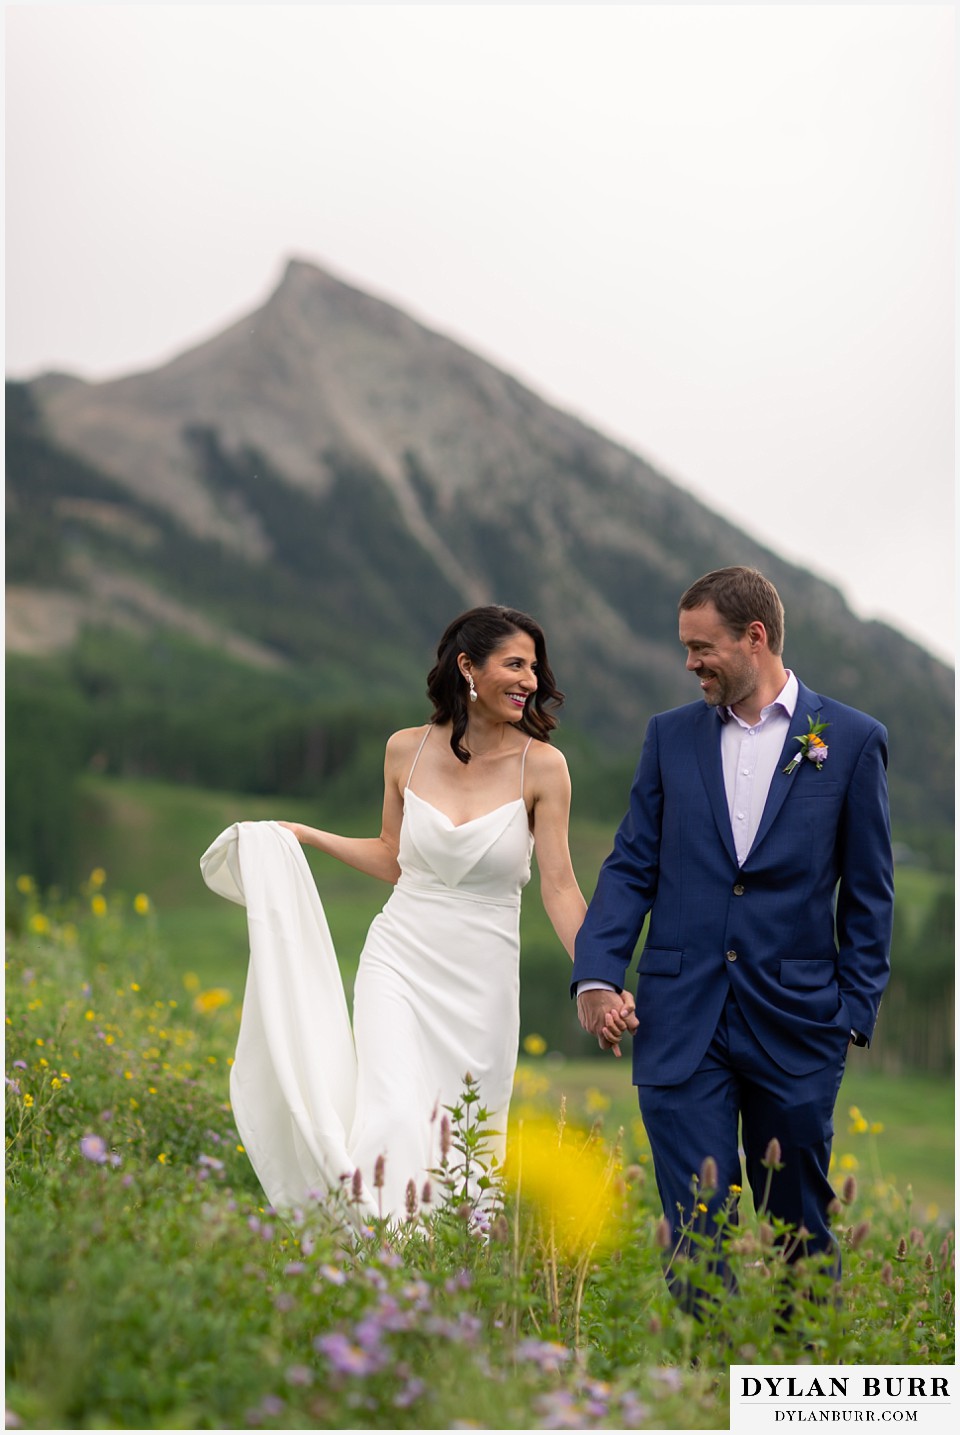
top-left (463, 630), bottom-right (538, 723)
top-left (679, 601), bottom-right (760, 710)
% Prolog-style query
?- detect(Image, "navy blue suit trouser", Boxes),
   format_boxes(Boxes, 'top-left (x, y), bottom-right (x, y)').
top-left (638, 989), bottom-right (846, 1298)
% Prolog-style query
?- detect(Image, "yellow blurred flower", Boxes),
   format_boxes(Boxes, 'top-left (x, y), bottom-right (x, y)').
top-left (90, 868), bottom-right (107, 888)
top-left (870, 1122), bottom-right (885, 1134)
top-left (28, 913), bottom-right (50, 935)
top-left (839, 1153), bottom-right (859, 1171)
top-left (182, 972), bottom-right (201, 994)
top-left (23, 1094), bottom-right (34, 1108)
top-left (584, 1087), bottom-right (611, 1115)
top-left (513, 1067), bottom-right (550, 1099)
top-left (133, 893), bottom-right (151, 916)
top-left (16, 874), bottom-right (34, 895)
top-left (90, 895), bottom-right (107, 918)
top-left (522, 1033), bottom-right (548, 1057)
top-left (505, 1116), bottom-right (620, 1256)
top-left (193, 988), bottom-right (232, 1015)
top-left (157, 1153), bottom-right (168, 1164)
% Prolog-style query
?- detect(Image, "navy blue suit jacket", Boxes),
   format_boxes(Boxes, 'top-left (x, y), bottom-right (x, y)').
top-left (571, 680), bottom-right (894, 1086)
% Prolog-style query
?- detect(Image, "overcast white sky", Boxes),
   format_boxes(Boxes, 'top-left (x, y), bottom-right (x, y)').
top-left (5, 3), bottom-right (956, 664)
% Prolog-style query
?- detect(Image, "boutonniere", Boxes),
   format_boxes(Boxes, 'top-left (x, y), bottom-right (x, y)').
top-left (783, 715), bottom-right (830, 775)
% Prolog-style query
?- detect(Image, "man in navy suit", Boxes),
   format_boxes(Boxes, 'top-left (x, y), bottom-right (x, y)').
top-left (572, 566), bottom-right (894, 1304)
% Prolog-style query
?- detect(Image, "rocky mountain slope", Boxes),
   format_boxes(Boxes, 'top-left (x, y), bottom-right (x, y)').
top-left (7, 258), bottom-right (953, 824)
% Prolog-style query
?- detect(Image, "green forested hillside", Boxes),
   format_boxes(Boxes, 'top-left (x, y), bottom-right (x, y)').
top-left (9, 773), bottom-right (949, 1080)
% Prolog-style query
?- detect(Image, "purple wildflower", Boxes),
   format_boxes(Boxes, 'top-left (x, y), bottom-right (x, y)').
top-left (283, 1261), bottom-right (306, 1277)
top-left (314, 1331), bottom-right (381, 1377)
top-left (517, 1339), bottom-right (572, 1372)
top-left (318, 1263), bottom-right (346, 1285)
top-left (393, 1377), bottom-right (426, 1408)
top-left (259, 1394), bottom-right (285, 1418)
top-left (13, 1061), bottom-right (27, 1071)
top-left (618, 1392), bottom-right (650, 1424)
top-left (285, 1365), bottom-right (313, 1388)
top-left (272, 1292), bottom-right (296, 1313)
top-left (534, 1390), bottom-right (583, 1430)
top-left (80, 1134), bottom-right (109, 1165)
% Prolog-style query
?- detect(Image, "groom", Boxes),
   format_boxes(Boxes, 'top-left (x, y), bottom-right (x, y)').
top-left (573, 566), bottom-right (894, 1301)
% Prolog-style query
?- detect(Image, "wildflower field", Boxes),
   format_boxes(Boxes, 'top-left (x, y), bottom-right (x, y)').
top-left (5, 875), bottom-right (955, 1431)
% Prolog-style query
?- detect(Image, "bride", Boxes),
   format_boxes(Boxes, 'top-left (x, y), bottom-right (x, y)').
top-left (201, 605), bottom-right (636, 1219)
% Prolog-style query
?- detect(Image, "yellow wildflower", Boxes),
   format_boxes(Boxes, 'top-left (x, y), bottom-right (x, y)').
top-left (193, 988), bottom-right (231, 1015)
top-left (28, 913), bottom-right (50, 935)
top-left (133, 893), bottom-right (150, 916)
top-left (505, 1115), bottom-right (620, 1255)
top-left (183, 972), bottom-right (201, 994)
top-left (585, 1087), bottom-right (612, 1115)
top-left (870, 1122), bottom-right (885, 1134)
top-left (522, 1033), bottom-right (548, 1056)
top-left (90, 868), bottom-right (106, 888)
top-left (23, 1094), bottom-right (34, 1107)
top-left (91, 895), bottom-right (107, 918)
top-left (157, 1153), bottom-right (168, 1164)
top-left (51, 1077), bottom-right (62, 1091)
top-left (16, 874), bottom-right (34, 894)
top-left (839, 1153), bottom-right (859, 1171)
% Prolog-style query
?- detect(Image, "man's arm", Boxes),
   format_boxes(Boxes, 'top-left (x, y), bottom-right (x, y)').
top-left (572, 715), bottom-right (664, 995)
top-left (835, 722), bottom-right (894, 1045)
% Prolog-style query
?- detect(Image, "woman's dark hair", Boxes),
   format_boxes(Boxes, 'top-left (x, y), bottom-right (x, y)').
top-left (426, 606), bottom-right (564, 763)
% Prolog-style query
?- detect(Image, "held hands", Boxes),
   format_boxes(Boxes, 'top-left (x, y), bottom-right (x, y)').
top-left (576, 988), bottom-right (639, 1058)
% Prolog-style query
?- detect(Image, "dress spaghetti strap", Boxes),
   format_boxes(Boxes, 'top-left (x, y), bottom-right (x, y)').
top-left (406, 725), bottom-right (433, 791)
top-left (519, 737), bottom-right (533, 799)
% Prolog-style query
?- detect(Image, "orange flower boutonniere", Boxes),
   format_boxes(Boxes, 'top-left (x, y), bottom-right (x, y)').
top-left (783, 716), bottom-right (830, 776)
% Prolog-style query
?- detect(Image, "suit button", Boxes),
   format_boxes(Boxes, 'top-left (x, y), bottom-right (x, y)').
top-left (733, 883), bottom-right (745, 895)
top-left (726, 950), bottom-right (738, 962)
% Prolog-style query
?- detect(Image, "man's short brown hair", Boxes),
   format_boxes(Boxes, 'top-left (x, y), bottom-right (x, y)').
top-left (679, 566), bottom-right (785, 655)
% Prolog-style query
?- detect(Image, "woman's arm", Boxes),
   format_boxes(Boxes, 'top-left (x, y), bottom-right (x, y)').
top-left (278, 731), bottom-right (412, 885)
top-left (529, 747), bottom-right (588, 960)
top-left (530, 745), bottom-right (637, 1055)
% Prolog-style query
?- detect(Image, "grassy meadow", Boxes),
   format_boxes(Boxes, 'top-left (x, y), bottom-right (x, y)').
top-left (5, 773), bottom-right (955, 1429)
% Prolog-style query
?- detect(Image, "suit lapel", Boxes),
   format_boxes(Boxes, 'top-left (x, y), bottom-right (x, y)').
top-left (694, 708), bottom-right (739, 866)
top-left (747, 681), bottom-right (824, 861)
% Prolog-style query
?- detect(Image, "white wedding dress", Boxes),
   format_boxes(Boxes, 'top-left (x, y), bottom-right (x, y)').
top-left (199, 729), bottom-right (534, 1219)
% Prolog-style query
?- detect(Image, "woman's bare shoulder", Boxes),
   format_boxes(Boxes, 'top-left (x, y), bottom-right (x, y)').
top-left (385, 724), bottom-right (434, 764)
top-left (524, 739), bottom-right (571, 786)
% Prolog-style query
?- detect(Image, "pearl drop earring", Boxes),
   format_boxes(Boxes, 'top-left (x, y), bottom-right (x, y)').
top-left (467, 674), bottom-right (478, 702)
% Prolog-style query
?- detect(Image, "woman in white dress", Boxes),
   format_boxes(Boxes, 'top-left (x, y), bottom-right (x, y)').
top-left (201, 606), bottom-right (636, 1219)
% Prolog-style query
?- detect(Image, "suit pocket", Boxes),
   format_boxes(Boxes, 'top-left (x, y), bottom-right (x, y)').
top-left (638, 947), bottom-right (682, 976)
top-left (779, 958), bottom-right (836, 989)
